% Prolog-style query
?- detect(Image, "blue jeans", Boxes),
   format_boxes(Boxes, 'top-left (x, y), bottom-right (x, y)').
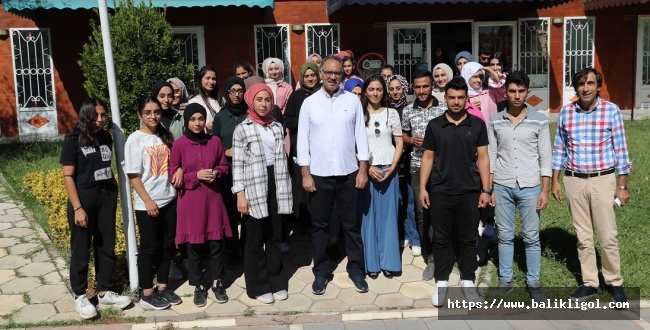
top-left (494, 183), bottom-right (541, 284)
top-left (398, 176), bottom-right (421, 246)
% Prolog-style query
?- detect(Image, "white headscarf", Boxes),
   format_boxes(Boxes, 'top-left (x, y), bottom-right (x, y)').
top-left (432, 63), bottom-right (454, 91)
top-left (262, 57), bottom-right (285, 99)
top-left (460, 62), bottom-right (485, 97)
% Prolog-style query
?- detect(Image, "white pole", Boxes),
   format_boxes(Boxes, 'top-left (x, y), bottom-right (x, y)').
top-left (97, 0), bottom-right (139, 292)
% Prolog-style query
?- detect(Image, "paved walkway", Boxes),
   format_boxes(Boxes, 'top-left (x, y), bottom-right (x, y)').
top-left (0, 177), bottom-right (648, 329)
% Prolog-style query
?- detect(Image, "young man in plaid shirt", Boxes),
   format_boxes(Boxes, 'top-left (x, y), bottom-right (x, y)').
top-left (551, 67), bottom-right (632, 304)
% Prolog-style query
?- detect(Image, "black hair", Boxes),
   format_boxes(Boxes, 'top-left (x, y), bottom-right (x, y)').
top-left (137, 96), bottom-right (174, 148)
top-left (505, 71), bottom-right (530, 89)
top-left (572, 67), bottom-right (602, 95)
top-left (197, 65), bottom-right (225, 114)
top-left (68, 98), bottom-right (108, 147)
top-left (413, 70), bottom-right (434, 84)
top-left (321, 55), bottom-right (343, 70)
top-left (341, 56), bottom-right (362, 78)
top-left (444, 76), bottom-right (469, 95)
top-left (489, 52), bottom-right (509, 73)
top-left (361, 74), bottom-right (388, 127)
top-left (233, 59), bottom-right (257, 77)
top-left (479, 43), bottom-right (495, 56)
top-left (381, 65), bottom-right (396, 76)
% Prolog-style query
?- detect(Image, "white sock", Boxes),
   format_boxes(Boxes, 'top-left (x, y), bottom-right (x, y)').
top-left (436, 280), bottom-right (449, 288)
top-left (462, 280), bottom-right (475, 287)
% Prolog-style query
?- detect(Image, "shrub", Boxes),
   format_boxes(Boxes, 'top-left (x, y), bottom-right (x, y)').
top-left (78, 0), bottom-right (193, 134)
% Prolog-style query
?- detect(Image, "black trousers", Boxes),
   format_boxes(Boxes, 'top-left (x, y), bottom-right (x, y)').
top-left (135, 198), bottom-right (177, 289)
top-left (243, 166), bottom-right (287, 297)
top-left (221, 173), bottom-right (244, 256)
top-left (430, 192), bottom-right (480, 282)
top-left (310, 171), bottom-right (364, 278)
top-left (67, 186), bottom-right (117, 295)
top-left (411, 171), bottom-right (433, 262)
top-left (187, 240), bottom-right (224, 287)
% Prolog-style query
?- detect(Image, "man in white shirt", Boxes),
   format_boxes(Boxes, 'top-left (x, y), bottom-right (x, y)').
top-left (297, 55), bottom-right (370, 295)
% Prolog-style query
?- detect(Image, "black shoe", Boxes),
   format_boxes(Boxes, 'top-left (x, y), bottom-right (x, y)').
top-left (348, 276), bottom-right (369, 293)
top-left (312, 276), bottom-right (329, 295)
top-left (569, 285), bottom-right (597, 302)
top-left (491, 278), bottom-right (513, 296)
top-left (382, 270), bottom-right (393, 279)
top-left (193, 286), bottom-right (208, 307)
top-left (212, 281), bottom-right (228, 303)
top-left (609, 285), bottom-right (628, 306)
top-left (227, 253), bottom-right (240, 269)
top-left (368, 272), bottom-right (379, 280)
top-left (157, 288), bottom-right (182, 305)
top-left (527, 281), bottom-right (546, 302)
top-left (139, 291), bottom-right (170, 310)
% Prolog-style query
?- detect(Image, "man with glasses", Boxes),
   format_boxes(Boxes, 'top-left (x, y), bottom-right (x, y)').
top-left (297, 55), bottom-right (370, 295)
top-left (401, 70), bottom-right (447, 281)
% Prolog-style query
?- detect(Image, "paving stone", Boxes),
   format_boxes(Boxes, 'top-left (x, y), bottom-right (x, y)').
top-left (9, 243), bottom-right (41, 256)
top-left (332, 259), bottom-right (348, 273)
top-left (367, 275), bottom-right (401, 294)
top-left (373, 293), bottom-right (413, 308)
top-left (48, 312), bottom-right (81, 322)
top-left (0, 237), bottom-right (19, 248)
top-left (330, 273), bottom-right (354, 290)
top-left (343, 320), bottom-right (387, 330)
top-left (384, 318), bottom-right (429, 330)
top-left (399, 281), bottom-right (435, 300)
top-left (2, 227), bottom-right (34, 238)
top-left (337, 287), bottom-right (377, 306)
top-left (247, 304), bottom-right (279, 315)
top-left (12, 303), bottom-right (57, 323)
top-left (448, 271), bottom-right (461, 286)
top-left (0, 294), bottom-right (27, 316)
top-left (238, 292), bottom-right (270, 307)
top-left (423, 318), bottom-right (471, 330)
top-left (272, 292), bottom-right (312, 312)
top-left (174, 281), bottom-right (195, 297)
top-left (309, 299), bottom-right (349, 312)
top-left (0, 222), bottom-right (13, 231)
top-left (215, 283), bottom-right (244, 303)
top-left (0, 248), bottom-right (6, 258)
top-left (122, 302), bottom-right (145, 318)
top-left (0, 276), bottom-right (41, 293)
top-left (300, 280), bottom-right (340, 301)
top-left (233, 273), bottom-right (247, 289)
top-left (0, 255), bottom-right (31, 269)
top-left (53, 257), bottom-right (67, 271)
top-left (0, 203), bottom-right (18, 211)
top-left (13, 220), bottom-right (31, 228)
top-left (205, 298), bottom-right (247, 316)
top-left (411, 256), bottom-right (426, 270)
top-left (401, 249), bottom-right (415, 265)
top-left (28, 284), bottom-right (69, 303)
top-left (4, 208), bottom-right (22, 215)
top-left (0, 269), bottom-right (15, 286)
top-left (293, 267), bottom-right (314, 285)
top-left (412, 298), bottom-right (433, 309)
top-left (30, 250), bottom-right (52, 263)
top-left (0, 318), bottom-right (7, 327)
top-left (287, 276), bottom-right (307, 294)
top-left (140, 307), bottom-right (182, 319)
top-left (303, 321), bottom-right (344, 330)
top-left (349, 304), bottom-right (378, 311)
top-left (54, 297), bottom-right (76, 313)
top-left (394, 265), bottom-right (424, 283)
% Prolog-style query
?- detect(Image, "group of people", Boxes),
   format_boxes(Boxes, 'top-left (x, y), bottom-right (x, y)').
top-left (61, 47), bottom-right (631, 319)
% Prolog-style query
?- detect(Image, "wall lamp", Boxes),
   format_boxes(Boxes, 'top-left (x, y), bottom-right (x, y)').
top-left (552, 18), bottom-right (563, 26)
top-left (0, 29), bottom-right (9, 39)
top-left (291, 24), bottom-right (304, 32)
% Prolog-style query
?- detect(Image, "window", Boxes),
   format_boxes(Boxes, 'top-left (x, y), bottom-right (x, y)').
top-left (306, 24), bottom-right (340, 59)
top-left (254, 24), bottom-right (291, 83)
top-left (172, 26), bottom-right (206, 93)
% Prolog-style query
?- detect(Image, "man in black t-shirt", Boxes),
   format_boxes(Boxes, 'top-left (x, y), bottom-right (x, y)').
top-left (418, 76), bottom-right (492, 307)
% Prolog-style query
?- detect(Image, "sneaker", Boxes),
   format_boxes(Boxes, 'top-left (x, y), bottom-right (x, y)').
top-left (491, 277), bottom-right (513, 296)
top-left (432, 281), bottom-right (448, 307)
top-left (193, 286), bottom-right (208, 307)
top-left (256, 292), bottom-right (275, 304)
top-left (348, 276), bottom-right (369, 293)
top-left (98, 291), bottom-right (131, 309)
top-left (609, 285), bottom-right (628, 306)
top-left (212, 281), bottom-right (229, 303)
top-left (74, 294), bottom-right (98, 319)
top-left (569, 285), bottom-right (597, 302)
top-left (281, 242), bottom-right (290, 253)
top-left (273, 290), bottom-right (288, 301)
top-left (139, 291), bottom-right (171, 310)
top-left (157, 288), bottom-right (182, 305)
top-left (411, 246), bottom-right (422, 256)
top-left (368, 271), bottom-right (379, 280)
top-left (461, 280), bottom-right (480, 303)
top-left (422, 258), bottom-right (435, 281)
top-left (400, 239), bottom-right (409, 248)
top-left (312, 276), bottom-right (329, 295)
top-left (527, 281), bottom-right (546, 303)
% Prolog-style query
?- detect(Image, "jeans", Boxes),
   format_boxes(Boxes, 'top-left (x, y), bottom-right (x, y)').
top-left (398, 176), bottom-right (421, 246)
top-left (494, 183), bottom-right (541, 284)
top-left (411, 170), bottom-right (432, 261)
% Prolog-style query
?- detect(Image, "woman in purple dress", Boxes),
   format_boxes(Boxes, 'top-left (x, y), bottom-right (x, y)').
top-left (170, 103), bottom-right (232, 307)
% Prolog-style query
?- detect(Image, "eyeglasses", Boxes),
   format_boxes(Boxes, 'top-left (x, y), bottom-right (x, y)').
top-left (228, 89), bottom-right (244, 95)
top-left (374, 121), bottom-right (380, 137)
top-left (321, 70), bottom-right (343, 78)
top-left (142, 109), bottom-right (162, 117)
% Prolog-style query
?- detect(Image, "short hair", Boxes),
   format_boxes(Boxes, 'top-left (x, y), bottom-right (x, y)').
top-left (572, 67), bottom-right (602, 91)
top-left (412, 70), bottom-right (433, 84)
top-left (444, 76), bottom-right (468, 95)
top-left (381, 65), bottom-right (396, 75)
top-left (505, 71), bottom-right (530, 89)
top-left (321, 55), bottom-right (343, 70)
top-left (479, 43), bottom-right (494, 55)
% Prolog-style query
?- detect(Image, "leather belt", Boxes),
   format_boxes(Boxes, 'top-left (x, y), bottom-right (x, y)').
top-left (565, 168), bottom-right (614, 179)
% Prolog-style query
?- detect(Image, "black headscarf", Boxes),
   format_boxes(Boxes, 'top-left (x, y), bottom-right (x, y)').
top-left (183, 103), bottom-right (208, 144)
top-left (151, 80), bottom-right (177, 127)
top-left (223, 76), bottom-right (248, 116)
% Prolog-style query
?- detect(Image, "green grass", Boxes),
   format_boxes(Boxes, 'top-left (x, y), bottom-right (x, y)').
top-left (487, 119), bottom-right (650, 298)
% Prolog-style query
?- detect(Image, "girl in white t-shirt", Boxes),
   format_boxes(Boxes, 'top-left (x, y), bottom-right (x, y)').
top-left (188, 65), bottom-right (225, 132)
top-left (125, 97), bottom-right (184, 310)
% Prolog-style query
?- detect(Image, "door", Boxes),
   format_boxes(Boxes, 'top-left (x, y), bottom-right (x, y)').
top-left (254, 24), bottom-right (291, 84)
top-left (636, 16), bottom-right (650, 109)
top-left (11, 28), bottom-right (58, 137)
top-left (172, 26), bottom-right (206, 94)
top-left (563, 17), bottom-right (595, 106)
top-left (473, 21), bottom-right (517, 72)
top-left (518, 18), bottom-right (550, 112)
top-left (387, 23), bottom-right (431, 94)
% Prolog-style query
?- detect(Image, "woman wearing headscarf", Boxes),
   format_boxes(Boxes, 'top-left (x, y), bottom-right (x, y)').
top-left (262, 57), bottom-right (292, 113)
top-left (212, 76), bottom-right (248, 268)
top-left (460, 62), bottom-right (505, 123)
top-left (295, 54), bottom-right (323, 90)
top-left (170, 103), bottom-right (231, 307)
top-left (343, 77), bottom-right (364, 100)
top-left (232, 84), bottom-right (292, 304)
top-left (284, 62), bottom-right (321, 231)
top-left (431, 63), bottom-right (454, 104)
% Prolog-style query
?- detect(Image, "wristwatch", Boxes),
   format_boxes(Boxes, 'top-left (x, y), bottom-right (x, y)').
top-left (618, 185), bottom-right (628, 190)
top-left (480, 188), bottom-right (493, 195)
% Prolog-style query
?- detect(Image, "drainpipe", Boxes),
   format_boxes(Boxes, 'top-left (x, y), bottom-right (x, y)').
top-left (632, 5), bottom-right (638, 121)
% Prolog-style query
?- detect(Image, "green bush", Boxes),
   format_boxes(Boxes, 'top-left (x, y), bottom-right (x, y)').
top-left (78, 0), bottom-right (193, 134)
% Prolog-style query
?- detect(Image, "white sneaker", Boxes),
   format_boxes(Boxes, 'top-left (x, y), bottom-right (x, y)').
top-left (400, 239), bottom-right (409, 248)
top-left (281, 242), bottom-right (290, 253)
top-left (411, 245), bottom-right (422, 256)
top-left (98, 291), bottom-right (132, 309)
top-left (432, 281), bottom-right (448, 307)
top-left (74, 294), bottom-right (98, 319)
top-left (461, 280), bottom-right (480, 303)
top-left (273, 290), bottom-right (288, 301)
top-left (256, 292), bottom-right (275, 304)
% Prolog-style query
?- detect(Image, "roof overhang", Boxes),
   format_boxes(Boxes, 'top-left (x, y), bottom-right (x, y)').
top-left (584, 0), bottom-right (649, 10)
top-left (2, 0), bottom-right (274, 11)
top-left (327, 0), bottom-right (559, 15)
